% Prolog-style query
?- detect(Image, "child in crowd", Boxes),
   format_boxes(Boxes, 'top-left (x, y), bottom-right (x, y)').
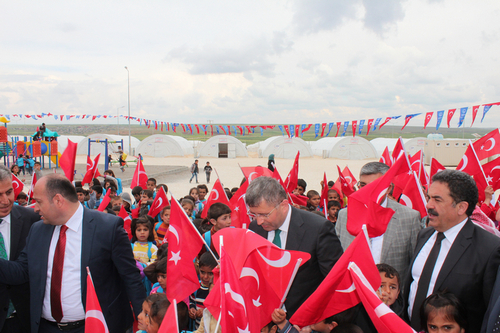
top-left (111, 195), bottom-right (123, 208)
top-left (204, 161), bottom-right (212, 183)
top-left (76, 187), bottom-right (86, 205)
top-left (306, 190), bottom-right (321, 211)
top-left (16, 192), bottom-right (27, 206)
top-left (121, 192), bottom-right (133, 212)
top-left (25, 155), bottom-right (34, 175)
top-left (328, 189), bottom-right (341, 205)
top-left (119, 152), bottom-right (126, 172)
top-left (150, 257), bottom-right (167, 294)
top-left (200, 203), bottom-right (231, 257)
top-left (294, 178), bottom-right (307, 195)
top-left (147, 296), bottom-right (189, 333)
top-left (376, 263), bottom-right (403, 317)
top-left (131, 217), bottom-right (158, 264)
top-left (86, 185), bottom-right (103, 209)
top-left (132, 186), bottom-right (143, 206)
top-left (421, 292), bottom-right (466, 333)
top-left (34, 161), bottom-right (43, 179)
top-left (327, 200), bottom-right (341, 224)
top-left (102, 169), bottom-right (122, 194)
top-left (16, 154), bottom-right (25, 175)
top-left (155, 206), bottom-right (170, 245)
top-left (147, 178), bottom-right (157, 194)
top-left (140, 190), bottom-right (154, 216)
top-left (197, 184), bottom-right (208, 204)
top-left (189, 252), bottom-right (218, 330)
top-left (189, 187), bottom-right (203, 216)
top-left (137, 293), bottom-right (166, 333)
top-left (181, 198), bottom-right (195, 220)
top-left (157, 184), bottom-right (168, 195)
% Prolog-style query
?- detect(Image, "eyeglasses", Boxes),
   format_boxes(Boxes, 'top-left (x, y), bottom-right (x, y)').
top-left (247, 201), bottom-right (283, 220)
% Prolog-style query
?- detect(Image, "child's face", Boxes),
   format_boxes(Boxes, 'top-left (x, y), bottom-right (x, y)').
top-left (189, 189), bottom-right (199, 200)
top-left (141, 193), bottom-right (149, 202)
top-left (133, 193), bottom-right (141, 202)
top-left (157, 272), bottom-right (166, 290)
top-left (77, 192), bottom-right (85, 203)
top-left (183, 204), bottom-right (193, 216)
top-left (211, 213), bottom-right (231, 232)
top-left (295, 186), bottom-right (305, 195)
top-left (328, 206), bottom-right (340, 220)
top-left (147, 316), bottom-right (160, 333)
top-left (328, 191), bottom-right (339, 202)
top-left (198, 189), bottom-right (207, 200)
top-left (377, 272), bottom-right (400, 306)
top-left (34, 164), bottom-right (41, 171)
top-left (199, 265), bottom-right (214, 287)
top-left (17, 198), bottom-right (26, 206)
top-left (147, 181), bottom-right (156, 191)
top-left (112, 199), bottom-right (123, 208)
top-left (137, 301), bottom-right (152, 331)
top-left (309, 195), bottom-right (320, 208)
top-left (427, 309), bottom-right (464, 333)
top-left (136, 224), bottom-right (150, 242)
top-left (161, 209), bottom-right (170, 227)
top-left (310, 320), bottom-right (335, 333)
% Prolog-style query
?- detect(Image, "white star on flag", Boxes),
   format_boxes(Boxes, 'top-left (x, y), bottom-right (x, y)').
top-left (487, 175), bottom-right (493, 183)
top-left (169, 250), bottom-right (181, 265)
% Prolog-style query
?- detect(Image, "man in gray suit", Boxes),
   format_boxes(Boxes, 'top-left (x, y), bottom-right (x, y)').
top-left (336, 162), bottom-right (421, 285)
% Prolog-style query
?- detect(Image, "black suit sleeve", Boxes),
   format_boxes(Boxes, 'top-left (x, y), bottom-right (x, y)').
top-left (317, 219), bottom-right (343, 276)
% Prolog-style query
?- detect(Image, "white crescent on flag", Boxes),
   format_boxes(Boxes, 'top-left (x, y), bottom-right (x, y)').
top-left (457, 156), bottom-right (468, 171)
top-left (345, 176), bottom-right (352, 184)
top-left (256, 248), bottom-right (291, 268)
top-left (224, 283), bottom-right (247, 314)
top-left (485, 138), bottom-right (495, 151)
top-left (86, 310), bottom-right (109, 333)
top-left (248, 172), bottom-right (258, 182)
top-left (12, 181), bottom-right (19, 189)
top-left (168, 225), bottom-right (180, 245)
top-left (336, 282), bottom-right (356, 293)
top-left (153, 197), bottom-right (163, 210)
top-left (491, 165), bottom-right (500, 172)
top-left (376, 187), bottom-right (389, 205)
top-left (211, 189), bottom-right (219, 201)
top-left (399, 194), bottom-right (413, 208)
top-left (240, 267), bottom-right (260, 289)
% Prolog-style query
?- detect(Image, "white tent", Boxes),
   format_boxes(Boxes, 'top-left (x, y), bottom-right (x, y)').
top-left (76, 134), bottom-right (140, 156)
top-left (197, 135), bottom-right (248, 158)
top-left (57, 135), bottom-right (86, 154)
top-left (311, 137), bottom-right (378, 159)
top-left (136, 135), bottom-right (193, 157)
top-left (370, 137), bottom-right (426, 157)
top-left (258, 136), bottom-right (313, 159)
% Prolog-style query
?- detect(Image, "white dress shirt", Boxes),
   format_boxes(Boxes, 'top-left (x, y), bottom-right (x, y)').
top-left (42, 204), bottom-right (85, 322)
top-left (0, 214), bottom-right (11, 259)
top-left (408, 218), bottom-right (467, 316)
top-left (267, 204), bottom-right (292, 249)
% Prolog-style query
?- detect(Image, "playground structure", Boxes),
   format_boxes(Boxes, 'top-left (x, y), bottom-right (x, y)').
top-left (86, 138), bottom-right (124, 171)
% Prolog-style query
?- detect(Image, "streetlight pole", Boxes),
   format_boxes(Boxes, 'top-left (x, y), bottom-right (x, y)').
top-left (125, 66), bottom-right (131, 155)
top-left (117, 106), bottom-right (125, 135)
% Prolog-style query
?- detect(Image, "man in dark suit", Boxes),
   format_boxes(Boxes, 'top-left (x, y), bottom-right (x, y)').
top-left (0, 174), bottom-right (145, 333)
top-left (246, 177), bottom-right (343, 316)
top-left (0, 165), bottom-right (40, 333)
top-left (406, 170), bottom-right (500, 333)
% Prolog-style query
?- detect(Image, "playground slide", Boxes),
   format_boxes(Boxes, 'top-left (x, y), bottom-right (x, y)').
top-left (50, 153), bottom-right (61, 167)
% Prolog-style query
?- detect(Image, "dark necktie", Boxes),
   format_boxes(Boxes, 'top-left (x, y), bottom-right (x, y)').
top-left (411, 232), bottom-right (445, 329)
top-left (51, 225), bottom-right (68, 323)
top-left (273, 229), bottom-right (282, 248)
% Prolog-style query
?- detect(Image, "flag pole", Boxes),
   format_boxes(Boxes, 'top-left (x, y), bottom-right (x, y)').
top-left (279, 258), bottom-right (302, 308)
top-left (170, 192), bottom-right (220, 264)
top-left (214, 236), bottom-right (223, 333)
top-left (27, 172), bottom-right (35, 205)
top-left (287, 193), bottom-right (295, 206)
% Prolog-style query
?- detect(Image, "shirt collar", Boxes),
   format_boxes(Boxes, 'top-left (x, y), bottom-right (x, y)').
top-left (0, 214), bottom-right (11, 225)
top-left (441, 217), bottom-right (468, 243)
top-left (278, 204), bottom-right (292, 233)
top-left (64, 204), bottom-right (84, 232)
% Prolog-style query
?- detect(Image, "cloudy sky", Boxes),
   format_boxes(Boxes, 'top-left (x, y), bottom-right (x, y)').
top-left (1, 0), bottom-right (500, 128)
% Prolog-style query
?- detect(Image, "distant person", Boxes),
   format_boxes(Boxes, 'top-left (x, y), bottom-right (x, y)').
top-left (34, 161), bottom-right (43, 180)
top-left (268, 154), bottom-right (275, 172)
top-left (189, 160), bottom-right (199, 184)
top-left (203, 162), bottom-right (213, 184)
top-left (16, 154), bottom-right (25, 176)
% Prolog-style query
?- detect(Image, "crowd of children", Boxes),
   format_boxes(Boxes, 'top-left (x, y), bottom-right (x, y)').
top-left (38, 162), bottom-right (471, 333)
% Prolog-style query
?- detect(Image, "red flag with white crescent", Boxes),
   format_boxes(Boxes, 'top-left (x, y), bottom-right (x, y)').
top-left (342, 166), bottom-right (357, 187)
top-left (201, 179), bottom-right (230, 219)
top-left (400, 171), bottom-right (428, 219)
top-left (12, 174), bottom-right (24, 200)
top-left (423, 111), bottom-right (433, 129)
top-left (471, 105), bottom-right (479, 127)
top-left (337, 165), bottom-right (355, 197)
top-left (82, 154), bottom-right (101, 185)
top-left (379, 146), bottom-right (392, 167)
top-left (240, 166), bottom-right (273, 183)
top-left (148, 186), bottom-right (169, 218)
top-left (446, 108), bottom-right (456, 128)
top-left (229, 180), bottom-right (250, 229)
top-left (472, 129), bottom-right (500, 161)
top-left (430, 157), bottom-right (446, 181)
top-left (85, 268), bottom-right (109, 333)
top-left (366, 119), bottom-right (374, 135)
top-left (27, 172), bottom-right (37, 202)
top-left (130, 159), bottom-right (148, 189)
top-left (351, 120), bottom-right (357, 137)
top-left (285, 151), bottom-right (300, 193)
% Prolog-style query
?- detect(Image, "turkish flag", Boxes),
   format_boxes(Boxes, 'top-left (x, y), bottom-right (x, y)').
top-left (391, 138), bottom-right (406, 165)
top-left (59, 139), bottom-right (77, 182)
top-left (85, 269), bottom-right (109, 333)
top-left (347, 157), bottom-right (409, 237)
top-left (272, 166), bottom-right (286, 189)
top-left (472, 129), bottom-right (500, 161)
top-left (12, 174), bottom-right (24, 199)
top-left (456, 143), bottom-right (488, 202)
top-left (285, 151), bottom-right (300, 193)
top-left (349, 263), bottom-right (415, 333)
top-left (158, 299), bottom-right (179, 333)
top-left (409, 150), bottom-right (428, 186)
top-left (229, 180), bottom-right (250, 229)
top-left (26, 171), bottom-right (37, 203)
top-left (148, 186), bottom-right (169, 218)
top-left (471, 105), bottom-right (479, 127)
top-left (337, 165), bottom-right (355, 197)
top-left (379, 146), bottom-right (392, 167)
top-left (166, 195), bottom-right (205, 302)
top-left (130, 159), bottom-right (148, 189)
top-left (288, 193), bottom-right (308, 206)
top-left (400, 171), bottom-right (428, 218)
top-left (97, 191), bottom-right (111, 212)
top-left (423, 112), bottom-right (433, 129)
top-left (201, 179), bottom-right (230, 219)
top-left (446, 108), bottom-right (456, 128)
top-left (118, 206), bottom-right (133, 240)
top-left (82, 154), bottom-right (101, 185)
top-left (290, 231), bottom-right (380, 327)
top-left (430, 157), bottom-right (446, 180)
top-left (483, 156), bottom-right (500, 191)
top-left (342, 166), bottom-right (357, 187)
top-left (240, 166), bottom-right (273, 183)
top-left (332, 179), bottom-right (345, 208)
top-left (351, 120), bottom-right (357, 137)
top-left (319, 172), bottom-right (329, 209)
top-left (366, 119), bottom-right (374, 135)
